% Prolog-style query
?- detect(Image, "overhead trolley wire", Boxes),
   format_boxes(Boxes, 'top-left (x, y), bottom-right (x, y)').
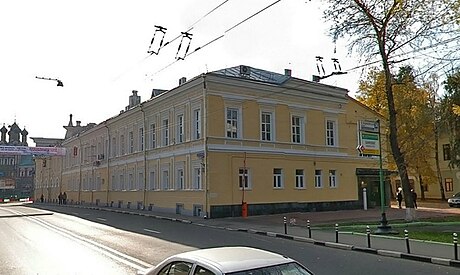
top-left (147, 0), bottom-right (283, 78)
top-left (114, 0), bottom-right (231, 82)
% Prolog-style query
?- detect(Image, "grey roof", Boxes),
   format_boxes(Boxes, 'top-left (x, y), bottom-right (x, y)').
top-left (210, 65), bottom-right (290, 85)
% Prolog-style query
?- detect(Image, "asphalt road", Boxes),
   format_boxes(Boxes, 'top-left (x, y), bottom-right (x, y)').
top-left (1, 203), bottom-right (459, 275)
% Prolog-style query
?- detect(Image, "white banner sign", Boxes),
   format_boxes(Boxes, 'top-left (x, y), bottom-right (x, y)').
top-left (0, 146), bottom-right (66, 156)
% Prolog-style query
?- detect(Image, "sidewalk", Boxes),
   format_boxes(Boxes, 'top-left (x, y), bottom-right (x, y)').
top-left (30, 200), bottom-right (460, 268)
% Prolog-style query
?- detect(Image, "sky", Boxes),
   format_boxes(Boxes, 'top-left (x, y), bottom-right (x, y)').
top-left (0, 0), bottom-right (363, 146)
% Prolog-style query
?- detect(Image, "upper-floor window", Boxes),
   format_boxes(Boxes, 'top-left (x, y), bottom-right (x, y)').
top-left (315, 169), bottom-right (322, 188)
top-left (261, 112), bottom-right (273, 141)
top-left (226, 108), bottom-right (239, 138)
top-left (139, 127), bottom-right (144, 151)
top-left (176, 168), bottom-right (184, 190)
top-left (150, 123), bottom-right (156, 149)
top-left (193, 167), bottom-right (202, 190)
top-left (295, 169), bottom-right (305, 188)
top-left (148, 170), bottom-right (156, 190)
top-left (193, 109), bottom-right (201, 139)
top-left (111, 137), bottom-right (117, 157)
top-left (162, 119), bottom-right (169, 146)
top-left (273, 168), bottom-right (283, 189)
top-left (129, 131), bottom-right (134, 153)
top-left (120, 134), bottom-right (125, 155)
top-left (445, 178), bottom-right (454, 192)
top-left (326, 119), bottom-right (337, 146)
top-left (162, 169), bottom-right (169, 190)
top-left (177, 114), bottom-right (184, 143)
top-left (291, 116), bottom-right (303, 143)
top-left (443, 144), bottom-right (451, 161)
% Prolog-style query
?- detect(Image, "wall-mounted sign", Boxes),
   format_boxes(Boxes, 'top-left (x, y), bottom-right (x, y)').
top-left (359, 131), bottom-right (380, 156)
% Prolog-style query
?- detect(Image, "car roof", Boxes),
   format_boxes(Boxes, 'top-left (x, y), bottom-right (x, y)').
top-left (168, 247), bottom-right (294, 273)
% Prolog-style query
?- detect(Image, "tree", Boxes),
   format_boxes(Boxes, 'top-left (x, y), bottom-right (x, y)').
top-left (442, 70), bottom-right (460, 169)
top-left (323, 0), bottom-right (460, 220)
top-left (357, 66), bottom-right (437, 200)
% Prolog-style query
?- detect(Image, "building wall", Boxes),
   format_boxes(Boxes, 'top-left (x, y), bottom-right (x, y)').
top-left (36, 68), bottom-right (387, 218)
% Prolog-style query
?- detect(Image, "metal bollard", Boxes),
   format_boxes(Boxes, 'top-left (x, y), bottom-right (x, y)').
top-left (454, 233), bottom-right (458, 260)
top-left (335, 223), bottom-right (339, 243)
top-left (366, 226), bottom-right (371, 248)
top-left (404, 229), bottom-right (411, 254)
top-left (307, 220), bottom-right (311, 238)
top-left (283, 216), bottom-right (287, 234)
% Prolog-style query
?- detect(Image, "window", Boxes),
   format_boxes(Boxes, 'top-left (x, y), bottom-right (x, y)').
top-left (226, 108), bottom-right (239, 138)
top-left (176, 168), bottom-right (184, 190)
top-left (120, 134), bottom-right (125, 155)
top-left (177, 114), bottom-right (184, 143)
top-left (139, 127), bottom-right (144, 151)
top-left (292, 116), bottom-right (303, 143)
top-left (194, 266), bottom-right (215, 275)
top-left (138, 172), bottom-right (144, 190)
top-left (326, 119), bottom-right (337, 146)
top-left (445, 178), bottom-right (454, 192)
top-left (315, 169), bottom-right (322, 188)
top-left (159, 262), bottom-right (192, 275)
top-left (329, 170), bottom-right (337, 188)
top-left (193, 167), bottom-right (202, 190)
top-left (129, 131), bottom-right (134, 153)
top-left (149, 171), bottom-right (156, 190)
top-left (295, 169), bottom-right (304, 188)
top-left (443, 144), bottom-right (451, 161)
top-left (162, 119), bottom-right (169, 146)
top-left (120, 174), bottom-right (125, 190)
top-left (150, 123), bottom-right (156, 149)
top-left (162, 170), bottom-right (169, 190)
top-left (273, 168), bottom-right (283, 188)
top-left (261, 112), bottom-right (272, 141)
top-left (193, 109), bottom-right (201, 139)
top-left (239, 168), bottom-right (249, 189)
top-left (111, 137), bottom-right (117, 157)
top-left (129, 173), bottom-right (134, 190)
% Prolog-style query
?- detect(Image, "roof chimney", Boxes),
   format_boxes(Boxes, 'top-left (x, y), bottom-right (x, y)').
top-left (284, 69), bottom-right (292, 76)
top-left (179, 77), bottom-right (187, 85)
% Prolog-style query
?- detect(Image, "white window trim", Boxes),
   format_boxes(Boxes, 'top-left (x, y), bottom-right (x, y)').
top-left (291, 114), bottom-right (305, 144)
top-left (238, 168), bottom-right (251, 190)
top-left (329, 170), bottom-right (338, 188)
top-left (273, 168), bottom-right (283, 189)
top-left (295, 169), bottom-right (305, 189)
top-left (260, 110), bottom-right (275, 141)
top-left (177, 114), bottom-right (184, 143)
top-left (326, 118), bottom-right (338, 147)
top-left (314, 169), bottom-right (322, 188)
top-left (225, 106), bottom-right (242, 139)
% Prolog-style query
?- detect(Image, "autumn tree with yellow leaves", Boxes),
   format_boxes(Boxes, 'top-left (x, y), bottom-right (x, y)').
top-left (322, 0), bottom-right (460, 220)
top-left (357, 66), bottom-right (438, 200)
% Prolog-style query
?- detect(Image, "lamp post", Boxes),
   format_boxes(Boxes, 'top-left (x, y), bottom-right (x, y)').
top-left (374, 119), bottom-right (395, 234)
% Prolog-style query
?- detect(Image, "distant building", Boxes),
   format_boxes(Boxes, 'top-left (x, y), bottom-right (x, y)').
top-left (0, 122), bottom-right (34, 200)
top-left (34, 65), bottom-right (393, 217)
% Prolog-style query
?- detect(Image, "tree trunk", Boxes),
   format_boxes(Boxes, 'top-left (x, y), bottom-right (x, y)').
top-left (434, 123), bottom-right (446, 200)
top-left (381, 48), bottom-right (415, 220)
top-left (419, 173), bottom-right (425, 200)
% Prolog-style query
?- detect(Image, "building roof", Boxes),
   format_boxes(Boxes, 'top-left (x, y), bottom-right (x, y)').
top-left (210, 65), bottom-right (290, 85)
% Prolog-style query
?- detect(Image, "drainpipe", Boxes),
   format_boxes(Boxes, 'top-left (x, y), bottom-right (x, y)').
top-left (104, 123), bottom-right (110, 206)
top-left (203, 75), bottom-right (209, 217)
top-left (140, 104), bottom-right (148, 209)
top-left (78, 137), bottom-right (82, 204)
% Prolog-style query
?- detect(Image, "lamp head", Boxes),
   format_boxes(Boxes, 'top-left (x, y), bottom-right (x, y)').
top-left (56, 80), bottom-right (64, 87)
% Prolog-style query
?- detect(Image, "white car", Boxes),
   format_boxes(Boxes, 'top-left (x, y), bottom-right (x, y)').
top-left (448, 192), bottom-right (460, 207)
top-left (142, 246), bottom-right (313, 275)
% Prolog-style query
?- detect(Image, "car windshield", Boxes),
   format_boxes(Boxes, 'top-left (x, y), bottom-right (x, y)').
top-left (454, 192), bottom-right (460, 197)
top-left (227, 262), bottom-right (313, 275)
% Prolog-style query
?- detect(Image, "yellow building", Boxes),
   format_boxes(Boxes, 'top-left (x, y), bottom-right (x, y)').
top-left (34, 65), bottom-right (390, 218)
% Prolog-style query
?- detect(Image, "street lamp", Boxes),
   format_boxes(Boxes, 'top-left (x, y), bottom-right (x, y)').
top-left (374, 119), bottom-right (395, 234)
top-left (35, 76), bottom-right (64, 87)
